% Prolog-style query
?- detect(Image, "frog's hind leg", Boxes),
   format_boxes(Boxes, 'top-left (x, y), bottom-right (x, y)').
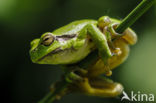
top-left (77, 77), bottom-right (123, 97)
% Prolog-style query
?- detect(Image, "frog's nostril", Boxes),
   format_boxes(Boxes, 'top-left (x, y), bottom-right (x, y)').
top-left (30, 38), bottom-right (40, 48)
top-left (30, 41), bottom-right (34, 47)
top-left (31, 48), bottom-right (38, 53)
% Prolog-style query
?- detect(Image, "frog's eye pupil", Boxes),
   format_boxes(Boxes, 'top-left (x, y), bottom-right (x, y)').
top-left (44, 38), bottom-right (49, 41)
top-left (42, 34), bottom-right (54, 46)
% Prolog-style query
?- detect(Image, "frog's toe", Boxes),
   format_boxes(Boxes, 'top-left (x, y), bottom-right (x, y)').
top-left (107, 23), bottom-right (121, 39)
top-left (105, 70), bottom-right (112, 76)
top-left (111, 47), bottom-right (122, 56)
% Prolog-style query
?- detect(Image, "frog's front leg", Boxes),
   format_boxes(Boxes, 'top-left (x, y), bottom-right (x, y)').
top-left (75, 24), bottom-right (112, 76)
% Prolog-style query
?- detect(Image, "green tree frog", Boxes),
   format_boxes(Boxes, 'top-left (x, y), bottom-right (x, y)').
top-left (30, 16), bottom-right (137, 98)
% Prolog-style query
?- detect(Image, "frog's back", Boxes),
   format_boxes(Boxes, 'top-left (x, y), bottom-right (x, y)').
top-left (52, 20), bottom-right (97, 35)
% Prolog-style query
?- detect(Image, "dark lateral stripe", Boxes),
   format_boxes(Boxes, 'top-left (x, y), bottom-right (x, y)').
top-left (56, 34), bottom-right (77, 41)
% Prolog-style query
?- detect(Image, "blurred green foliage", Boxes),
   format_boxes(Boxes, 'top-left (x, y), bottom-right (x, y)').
top-left (0, 0), bottom-right (155, 103)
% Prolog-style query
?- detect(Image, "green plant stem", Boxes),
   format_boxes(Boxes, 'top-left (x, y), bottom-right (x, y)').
top-left (38, 92), bottom-right (54, 103)
top-left (116, 0), bottom-right (155, 33)
top-left (38, 80), bottom-right (69, 103)
top-left (38, 0), bottom-right (155, 103)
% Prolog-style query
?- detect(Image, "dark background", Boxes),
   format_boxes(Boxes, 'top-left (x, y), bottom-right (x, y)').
top-left (0, 0), bottom-right (156, 103)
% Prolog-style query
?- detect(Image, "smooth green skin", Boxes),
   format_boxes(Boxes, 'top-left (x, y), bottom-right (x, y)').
top-left (29, 16), bottom-right (118, 65)
top-left (30, 16), bottom-right (129, 98)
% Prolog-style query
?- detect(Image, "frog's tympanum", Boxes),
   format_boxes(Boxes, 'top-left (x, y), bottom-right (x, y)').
top-left (30, 16), bottom-right (137, 99)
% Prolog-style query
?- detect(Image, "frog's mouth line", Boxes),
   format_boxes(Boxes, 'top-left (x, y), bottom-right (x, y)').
top-left (37, 47), bottom-right (63, 62)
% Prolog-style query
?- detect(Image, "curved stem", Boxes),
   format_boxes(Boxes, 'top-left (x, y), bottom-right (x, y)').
top-left (116, 0), bottom-right (155, 33)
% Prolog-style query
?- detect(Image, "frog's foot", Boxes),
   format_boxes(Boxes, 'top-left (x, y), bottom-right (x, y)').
top-left (65, 71), bottom-right (83, 83)
top-left (105, 70), bottom-right (112, 76)
top-left (111, 47), bottom-right (122, 56)
top-left (106, 23), bottom-right (137, 45)
top-left (103, 46), bottom-right (122, 76)
top-left (77, 77), bottom-right (123, 97)
top-left (107, 23), bottom-right (121, 39)
top-left (72, 68), bottom-right (88, 77)
top-left (65, 68), bottom-right (88, 83)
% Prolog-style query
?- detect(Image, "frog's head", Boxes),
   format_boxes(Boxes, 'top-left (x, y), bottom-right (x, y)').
top-left (30, 32), bottom-right (74, 64)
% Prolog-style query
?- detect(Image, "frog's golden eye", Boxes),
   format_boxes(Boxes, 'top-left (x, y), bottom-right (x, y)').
top-left (42, 34), bottom-right (55, 46)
